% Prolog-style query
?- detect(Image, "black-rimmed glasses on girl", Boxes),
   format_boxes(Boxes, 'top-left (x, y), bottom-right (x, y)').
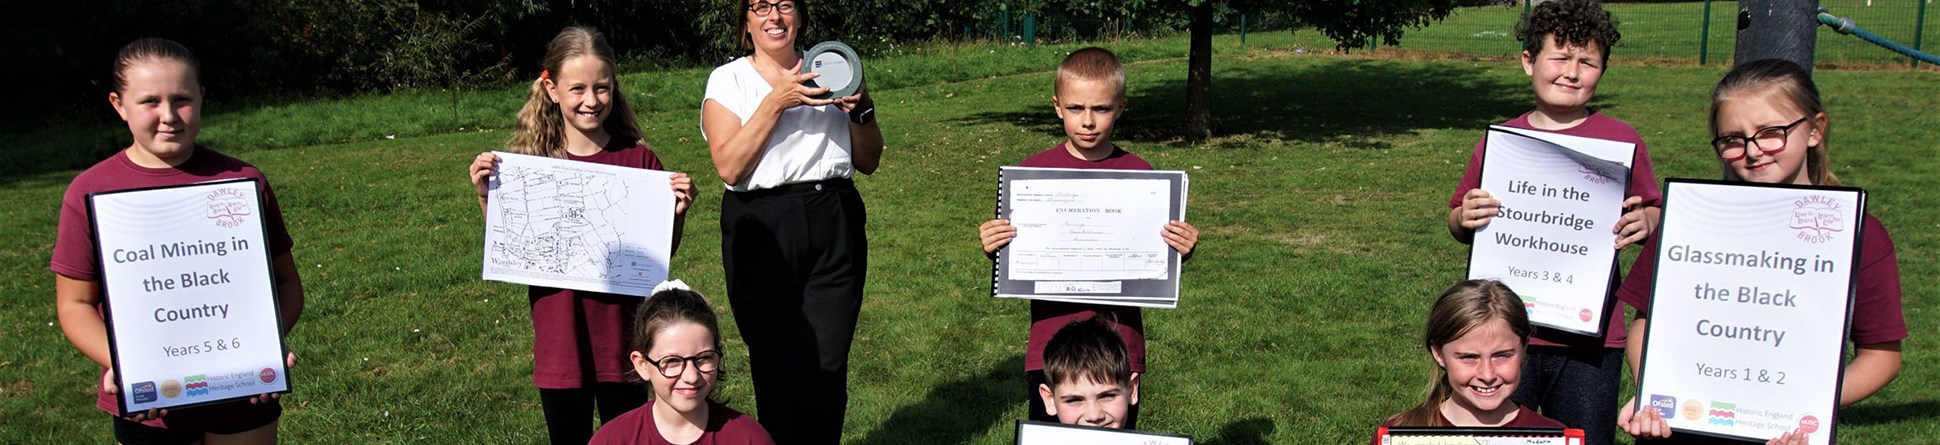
top-left (1712, 116), bottom-right (1809, 162)
top-left (644, 351), bottom-right (721, 378)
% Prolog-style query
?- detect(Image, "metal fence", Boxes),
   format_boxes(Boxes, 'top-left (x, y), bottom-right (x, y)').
top-left (1271, 1), bottom-right (1934, 69)
top-left (947, 1), bottom-right (1933, 68)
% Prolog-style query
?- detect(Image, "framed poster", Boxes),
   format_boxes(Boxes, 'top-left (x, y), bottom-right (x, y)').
top-left (88, 178), bottom-right (291, 413)
top-left (1467, 125), bottom-right (1636, 337)
top-left (1634, 179), bottom-right (1864, 443)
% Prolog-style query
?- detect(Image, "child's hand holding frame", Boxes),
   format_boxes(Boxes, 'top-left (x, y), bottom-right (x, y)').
top-left (1611, 196), bottom-right (1659, 249)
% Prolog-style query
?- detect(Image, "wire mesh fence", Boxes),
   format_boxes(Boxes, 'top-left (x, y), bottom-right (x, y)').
top-left (1261, 1), bottom-right (1935, 69)
top-left (947, 1), bottom-right (1932, 68)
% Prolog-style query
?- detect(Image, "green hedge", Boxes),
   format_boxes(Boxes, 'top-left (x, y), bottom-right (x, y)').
top-left (7, 0), bottom-right (1307, 133)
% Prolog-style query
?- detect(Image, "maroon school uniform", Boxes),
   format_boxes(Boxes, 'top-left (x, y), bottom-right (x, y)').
top-left (528, 141), bottom-right (667, 388)
top-left (50, 146), bottom-right (294, 429)
top-left (1449, 111), bottom-right (1663, 349)
top-left (588, 400), bottom-right (776, 445)
top-left (1372, 405), bottom-right (1568, 445)
top-left (1019, 142), bottom-right (1152, 373)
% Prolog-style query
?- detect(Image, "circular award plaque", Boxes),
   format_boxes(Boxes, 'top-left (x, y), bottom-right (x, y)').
top-left (803, 41), bottom-right (863, 99)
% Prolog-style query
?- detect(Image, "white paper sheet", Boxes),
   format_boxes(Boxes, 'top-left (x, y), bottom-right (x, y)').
top-left (1006, 178), bottom-right (1173, 281)
top-left (482, 151), bottom-right (674, 297)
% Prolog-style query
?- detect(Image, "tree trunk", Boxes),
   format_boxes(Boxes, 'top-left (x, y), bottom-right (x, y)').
top-left (1184, 1), bottom-right (1215, 141)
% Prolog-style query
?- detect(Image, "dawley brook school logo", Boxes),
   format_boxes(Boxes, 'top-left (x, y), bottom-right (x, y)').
top-left (1578, 165), bottom-right (1615, 185)
top-left (1790, 196), bottom-right (1846, 244)
top-left (206, 187), bottom-right (253, 228)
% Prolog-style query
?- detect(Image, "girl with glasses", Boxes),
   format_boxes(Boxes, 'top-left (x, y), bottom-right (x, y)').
top-left (591, 282), bottom-right (774, 445)
top-left (1614, 59), bottom-right (1906, 445)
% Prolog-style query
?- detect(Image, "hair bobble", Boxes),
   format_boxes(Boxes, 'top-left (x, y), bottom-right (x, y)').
top-left (540, 70), bottom-right (550, 81)
top-left (652, 279), bottom-right (691, 295)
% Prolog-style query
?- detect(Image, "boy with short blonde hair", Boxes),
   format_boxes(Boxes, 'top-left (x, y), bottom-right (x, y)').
top-left (977, 47), bottom-right (1197, 428)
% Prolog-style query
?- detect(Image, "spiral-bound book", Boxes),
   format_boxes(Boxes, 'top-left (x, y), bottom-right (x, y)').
top-left (991, 166), bottom-right (1188, 309)
top-left (1375, 427), bottom-right (1584, 444)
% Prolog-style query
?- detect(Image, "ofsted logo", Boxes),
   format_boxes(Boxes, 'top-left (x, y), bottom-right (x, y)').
top-left (1649, 395), bottom-right (1676, 419)
top-left (132, 381), bottom-right (158, 403)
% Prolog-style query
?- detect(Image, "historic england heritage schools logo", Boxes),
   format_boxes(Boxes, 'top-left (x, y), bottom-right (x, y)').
top-left (206, 188), bottom-right (253, 228)
top-left (184, 374), bottom-right (210, 397)
top-left (1790, 196), bottom-right (1846, 244)
top-left (132, 381), bottom-right (158, 403)
top-left (1707, 401), bottom-right (1738, 426)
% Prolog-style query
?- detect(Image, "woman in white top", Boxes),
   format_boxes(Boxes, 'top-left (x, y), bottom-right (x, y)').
top-left (698, 1), bottom-right (883, 443)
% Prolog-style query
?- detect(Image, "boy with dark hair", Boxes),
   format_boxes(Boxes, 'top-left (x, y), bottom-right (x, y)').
top-left (1037, 316), bottom-right (1139, 429)
top-left (1445, 2), bottom-right (1660, 444)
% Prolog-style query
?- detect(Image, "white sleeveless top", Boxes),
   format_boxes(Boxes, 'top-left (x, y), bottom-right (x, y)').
top-left (701, 56), bottom-right (855, 192)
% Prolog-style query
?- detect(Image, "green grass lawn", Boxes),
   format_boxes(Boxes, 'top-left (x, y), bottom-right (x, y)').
top-left (2, 32), bottom-right (1936, 444)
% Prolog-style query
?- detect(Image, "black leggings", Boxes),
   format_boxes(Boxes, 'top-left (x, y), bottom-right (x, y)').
top-left (537, 382), bottom-right (648, 445)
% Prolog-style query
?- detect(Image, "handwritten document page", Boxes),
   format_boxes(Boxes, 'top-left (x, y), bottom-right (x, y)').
top-left (1006, 178), bottom-right (1173, 282)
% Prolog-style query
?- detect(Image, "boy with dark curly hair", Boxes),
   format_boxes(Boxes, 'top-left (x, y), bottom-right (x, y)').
top-left (1443, 1), bottom-right (1660, 444)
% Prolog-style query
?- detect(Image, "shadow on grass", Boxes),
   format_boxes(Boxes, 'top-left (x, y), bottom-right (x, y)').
top-left (1200, 417), bottom-right (1276, 445)
top-left (1838, 399), bottom-right (1940, 426)
top-left (952, 58), bottom-right (1549, 149)
top-left (853, 354), bottom-right (1024, 445)
top-left (0, 127), bottom-right (128, 185)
